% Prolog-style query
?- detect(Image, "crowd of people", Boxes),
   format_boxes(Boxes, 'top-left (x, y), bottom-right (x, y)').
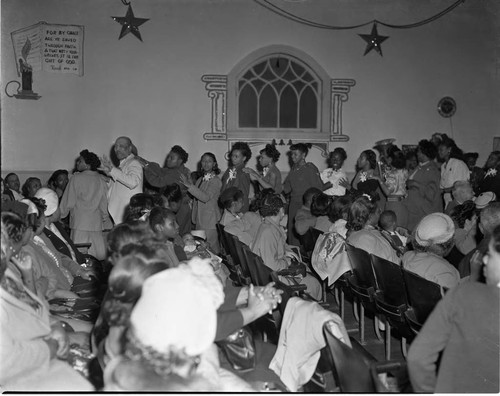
top-left (0, 132), bottom-right (499, 392)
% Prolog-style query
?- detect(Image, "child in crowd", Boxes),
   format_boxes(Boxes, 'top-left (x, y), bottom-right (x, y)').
top-left (294, 187), bottom-right (321, 236)
top-left (379, 210), bottom-right (408, 256)
top-left (221, 142), bottom-right (252, 213)
top-left (320, 147), bottom-right (347, 197)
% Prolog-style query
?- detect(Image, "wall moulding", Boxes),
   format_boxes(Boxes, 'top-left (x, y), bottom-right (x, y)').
top-left (202, 47), bottom-right (355, 151)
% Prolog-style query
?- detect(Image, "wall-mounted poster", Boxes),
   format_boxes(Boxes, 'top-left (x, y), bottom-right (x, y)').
top-left (11, 22), bottom-right (84, 76)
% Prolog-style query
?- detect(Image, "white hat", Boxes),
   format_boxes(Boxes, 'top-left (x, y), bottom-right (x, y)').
top-left (475, 191), bottom-right (496, 210)
top-left (34, 187), bottom-right (59, 216)
top-left (415, 213), bottom-right (455, 247)
top-left (130, 257), bottom-right (224, 357)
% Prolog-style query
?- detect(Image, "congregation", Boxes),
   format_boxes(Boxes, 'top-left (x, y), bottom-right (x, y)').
top-left (1, 132), bottom-right (499, 392)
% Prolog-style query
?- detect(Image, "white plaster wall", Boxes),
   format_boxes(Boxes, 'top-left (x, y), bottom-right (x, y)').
top-left (2, 0), bottom-right (499, 181)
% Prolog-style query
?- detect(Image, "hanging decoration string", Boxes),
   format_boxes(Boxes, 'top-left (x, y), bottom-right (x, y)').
top-left (254, 0), bottom-right (466, 30)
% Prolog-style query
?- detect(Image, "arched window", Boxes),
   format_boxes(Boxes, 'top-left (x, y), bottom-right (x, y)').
top-left (202, 45), bottom-right (354, 155)
top-left (238, 55), bottom-right (319, 130)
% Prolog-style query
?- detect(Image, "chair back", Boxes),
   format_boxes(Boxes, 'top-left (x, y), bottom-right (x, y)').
top-left (323, 320), bottom-right (376, 392)
top-left (231, 236), bottom-right (253, 281)
top-left (215, 223), bottom-right (229, 255)
top-left (370, 255), bottom-right (407, 308)
top-left (345, 244), bottom-right (378, 289)
top-left (242, 246), bottom-right (273, 286)
top-left (402, 268), bottom-right (445, 331)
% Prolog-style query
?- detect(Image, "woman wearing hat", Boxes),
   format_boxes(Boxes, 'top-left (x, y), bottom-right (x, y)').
top-left (402, 213), bottom-right (460, 289)
top-left (103, 258), bottom-right (256, 391)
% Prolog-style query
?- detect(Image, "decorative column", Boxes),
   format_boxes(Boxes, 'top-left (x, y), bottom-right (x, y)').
top-left (330, 79), bottom-right (356, 142)
top-left (201, 74), bottom-right (228, 140)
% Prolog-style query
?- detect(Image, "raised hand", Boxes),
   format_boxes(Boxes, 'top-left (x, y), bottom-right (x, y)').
top-left (242, 167), bottom-right (260, 181)
top-left (179, 173), bottom-right (193, 188)
top-left (98, 155), bottom-right (113, 175)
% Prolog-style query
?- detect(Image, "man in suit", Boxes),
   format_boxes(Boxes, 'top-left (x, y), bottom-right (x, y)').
top-left (99, 136), bottom-right (143, 225)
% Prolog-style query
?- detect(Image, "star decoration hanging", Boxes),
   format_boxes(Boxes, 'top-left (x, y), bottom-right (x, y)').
top-left (359, 23), bottom-right (389, 56)
top-left (112, 4), bottom-right (149, 42)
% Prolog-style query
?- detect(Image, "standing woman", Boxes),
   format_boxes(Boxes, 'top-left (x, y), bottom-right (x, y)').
top-left (243, 144), bottom-right (282, 194)
top-left (370, 148), bottom-right (409, 227)
top-left (220, 142), bottom-right (252, 213)
top-left (60, 150), bottom-right (110, 260)
top-left (404, 140), bottom-right (443, 232)
top-left (348, 150), bottom-right (382, 198)
top-left (180, 152), bottom-right (223, 254)
top-left (283, 143), bottom-right (324, 245)
top-left (320, 147), bottom-right (348, 197)
top-left (139, 145), bottom-right (192, 236)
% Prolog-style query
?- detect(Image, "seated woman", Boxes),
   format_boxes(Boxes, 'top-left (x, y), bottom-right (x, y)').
top-left (311, 192), bottom-right (334, 233)
top-left (346, 195), bottom-right (400, 264)
top-left (0, 216), bottom-right (93, 391)
top-left (21, 197), bottom-right (75, 300)
top-left (327, 194), bottom-right (353, 238)
top-left (47, 169), bottom-right (69, 201)
top-left (93, 245), bottom-right (173, 375)
top-left (22, 176), bottom-right (42, 198)
top-left (1, 177), bottom-right (15, 202)
top-left (219, 187), bottom-right (262, 247)
top-left (123, 192), bottom-right (163, 223)
top-left (402, 213), bottom-right (460, 289)
top-left (35, 187), bottom-right (99, 270)
top-left (103, 258), bottom-right (258, 391)
top-left (251, 193), bottom-right (322, 300)
top-left (149, 206), bottom-right (185, 263)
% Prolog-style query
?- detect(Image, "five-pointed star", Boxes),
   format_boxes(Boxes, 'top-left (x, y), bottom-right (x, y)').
top-left (359, 24), bottom-right (389, 56)
top-left (112, 4), bottom-right (149, 41)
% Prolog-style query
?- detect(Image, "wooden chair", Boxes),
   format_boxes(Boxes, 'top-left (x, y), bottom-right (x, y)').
top-left (401, 268), bottom-right (446, 334)
top-left (370, 254), bottom-right (413, 359)
top-left (217, 225), bottom-right (251, 286)
top-left (344, 243), bottom-right (381, 344)
top-left (323, 320), bottom-right (408, 393)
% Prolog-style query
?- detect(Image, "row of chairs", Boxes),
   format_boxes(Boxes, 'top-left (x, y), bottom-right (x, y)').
top-left (336, 242), bottom-right (447, 359)
top-left (216, 223), bottom-right (407, 392)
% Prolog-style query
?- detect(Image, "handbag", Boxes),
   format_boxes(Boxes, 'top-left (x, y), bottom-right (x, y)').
top-left (217, 326), bottom-right (256, 371)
